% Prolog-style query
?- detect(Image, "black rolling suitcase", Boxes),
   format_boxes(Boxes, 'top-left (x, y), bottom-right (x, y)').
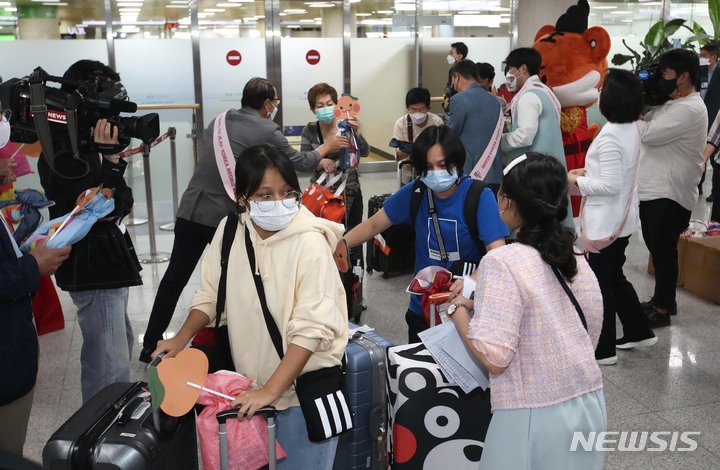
top-left (43, 381), bottom-right (197, 470)
top-left (366, 194), bottom-right (415, 278)
top-left (342, 259), bottom-right (366, 323)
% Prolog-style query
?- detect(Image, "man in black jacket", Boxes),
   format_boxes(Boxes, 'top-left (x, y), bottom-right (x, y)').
top-left (700, 44), bottom-right (720, 200)
top-left (0, 186), bottom-right (70, 455)
top-left (37, 60), bottom-right (143, 403)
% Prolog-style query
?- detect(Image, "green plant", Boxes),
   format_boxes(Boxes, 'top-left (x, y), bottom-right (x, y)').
top-left (612, 18), bottom-right (696, 69)
top-left (683, 0), bottom-right (720, 47)
top-left (613, 0), bottom-right (720, 69)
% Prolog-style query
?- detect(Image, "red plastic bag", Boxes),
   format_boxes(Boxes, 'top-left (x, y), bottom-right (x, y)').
top-left (196, 371), bottom-right (286, 470)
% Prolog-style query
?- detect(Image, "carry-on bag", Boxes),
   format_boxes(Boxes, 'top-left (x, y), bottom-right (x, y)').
top-left (333, 324), bottom-right (394, 470)
top-left (397, 159), bottom-right (416, 188)
top-left (365, 194), bottom-right (414, 278)
top-left (43, 381), bottom-right (198, 470)
top-left (217, 407), bottom-right (278, 470)
top-left (387, 343), bottom-right (492, 469)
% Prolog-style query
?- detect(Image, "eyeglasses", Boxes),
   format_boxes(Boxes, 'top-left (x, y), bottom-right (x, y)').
top-left (271, 98), bottom-right (281, 107)
top-left (247, 191), bottom-right (301, 212)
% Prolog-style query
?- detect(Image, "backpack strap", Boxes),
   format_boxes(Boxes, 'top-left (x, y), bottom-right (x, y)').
top-left (409, 178), bottom-right (424, 229)
top-left (463, 179), bottom-right (486, 251)
top-left (215, 211), bottom-right (239, 329)
top-left (409, 177), bottom-right (486, 250)
top-left (406, 115), bottom-right (414, 143)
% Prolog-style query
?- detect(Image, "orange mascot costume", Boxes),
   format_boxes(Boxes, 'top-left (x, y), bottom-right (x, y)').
top-left (533, 0), bottom-right (610, 216)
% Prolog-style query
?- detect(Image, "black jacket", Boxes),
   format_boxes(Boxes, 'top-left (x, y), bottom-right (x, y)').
top-left (705, 68), bottom-right (720, 129)
top-left (0, 222), bottom-right (40, 406)
top-left (37, 143), bottom-right (142, 291)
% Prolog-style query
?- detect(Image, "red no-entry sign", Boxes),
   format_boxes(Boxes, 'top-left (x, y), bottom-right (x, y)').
top-left (226, 50), bottom-right (242, 66)
top-left (306, 49), bottom-right (321, 65)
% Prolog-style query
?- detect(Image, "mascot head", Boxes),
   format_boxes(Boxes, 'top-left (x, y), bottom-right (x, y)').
top-left (333, 94), bottom-right (361, 119)
top-left (532, 0), bottom-right (611, 108)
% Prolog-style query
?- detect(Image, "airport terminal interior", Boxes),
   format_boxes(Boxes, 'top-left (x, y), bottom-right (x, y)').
top-left (2, 0), bottom-right (720, 469)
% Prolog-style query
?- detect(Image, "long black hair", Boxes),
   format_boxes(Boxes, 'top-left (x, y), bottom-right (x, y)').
top-left (501, 153), bottom-right (578, 280)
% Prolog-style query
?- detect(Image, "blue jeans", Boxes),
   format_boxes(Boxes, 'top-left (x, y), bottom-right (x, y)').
top-left (276, 406), bottom-right (338, 469)
top-left (70, 288), bottom-right (133, 403)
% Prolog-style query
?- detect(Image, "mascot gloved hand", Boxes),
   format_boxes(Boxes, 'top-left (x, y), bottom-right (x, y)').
top-left (532, 0), bottom-right (610, 217)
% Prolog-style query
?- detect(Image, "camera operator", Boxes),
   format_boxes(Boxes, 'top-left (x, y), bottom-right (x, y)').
top-left (637, 49), bottom-right (707, 328)
top-left (36, 60), bottom-right (142, 404)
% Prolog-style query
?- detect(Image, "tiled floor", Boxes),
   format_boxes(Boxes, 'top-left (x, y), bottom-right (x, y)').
top-left (21, 170), bottom-right (720, 469)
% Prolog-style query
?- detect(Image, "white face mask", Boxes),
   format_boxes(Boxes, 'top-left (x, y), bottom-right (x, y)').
top-left (0, 118), bottom-right (10, 148)
top-left (266, 102), bottom-right (278, 122)
top-left (248, 199), bottom-right (299, 232)
top-left (505, 72), bottom-right (518, 92)
top-left (446, 54), bottom-right (456, 65)
top-left (409, 112), bottom-right (428, 125)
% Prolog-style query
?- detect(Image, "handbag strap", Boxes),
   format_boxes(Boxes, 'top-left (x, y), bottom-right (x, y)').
top-left (244, 226), bottom-right (285, 359)
top-left (215, 211), bottom-right (239, 329)
top-left (426, 189), bottom-right (449, 263)
top-left (245, 224), bottom-right (348, 375)
top-left (316, 121), bottom-right (324, 145)
top-left (551, 266), bottom-right (588, 331)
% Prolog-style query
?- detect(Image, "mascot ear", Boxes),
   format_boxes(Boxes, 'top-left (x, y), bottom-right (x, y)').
top-left (534, 25), bottom-right (556, 42)
top-left (583, 26), bottom-right (611, 63)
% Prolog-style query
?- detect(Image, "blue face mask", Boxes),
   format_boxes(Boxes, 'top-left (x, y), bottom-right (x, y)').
top-left (315, 106), bottom-right (335, 124)
top-left (421, 169), bottom-right (458, 192)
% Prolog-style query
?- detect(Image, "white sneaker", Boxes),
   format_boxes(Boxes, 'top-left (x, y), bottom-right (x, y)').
top-left (616, 334), bottom-right (659, 350)
top-left (596, 355), bottom-right (618, 366)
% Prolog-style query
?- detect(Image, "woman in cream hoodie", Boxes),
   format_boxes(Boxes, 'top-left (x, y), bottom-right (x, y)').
top-left (155, 144), bottom-right (348, 468)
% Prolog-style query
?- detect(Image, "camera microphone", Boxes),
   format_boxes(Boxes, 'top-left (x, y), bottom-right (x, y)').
top-left (85, 97), bottom-right (137, 113)
top-left (106, 98), bottom-right (138, 113)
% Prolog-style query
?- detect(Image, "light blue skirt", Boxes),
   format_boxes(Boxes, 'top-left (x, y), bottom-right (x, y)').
top-left (480, 389), bottom-right (607, 470)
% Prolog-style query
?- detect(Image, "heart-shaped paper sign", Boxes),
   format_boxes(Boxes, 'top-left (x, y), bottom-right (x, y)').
top-left (156, 348), bottom-right (209, 417)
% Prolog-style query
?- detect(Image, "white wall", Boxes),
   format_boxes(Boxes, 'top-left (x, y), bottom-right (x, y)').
top-left (351, 38), bottom-right (415, 155)
top-left (200, 38), bottom-right (266, 122)
top-left (422, 37), bottom-right (512, 101)
top-left (281, 38), bottom-right (343, 132)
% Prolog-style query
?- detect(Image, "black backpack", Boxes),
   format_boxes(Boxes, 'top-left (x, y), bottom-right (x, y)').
top-left (408, 177), bottom-right (488, 260)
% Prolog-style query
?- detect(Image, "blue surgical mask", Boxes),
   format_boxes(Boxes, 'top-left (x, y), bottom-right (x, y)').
top-left (315, 106), bottom-right (335, 124)
top-left (421, 169), bottom-right (458, 192)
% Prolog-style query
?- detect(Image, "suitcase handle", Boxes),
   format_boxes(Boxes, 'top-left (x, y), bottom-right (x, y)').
top-left (216, 406), bottom-right (277, 470)
top-left (215, 406), bottom-right (276, 424)
top-left (117, 396), bottom-right (146, 427)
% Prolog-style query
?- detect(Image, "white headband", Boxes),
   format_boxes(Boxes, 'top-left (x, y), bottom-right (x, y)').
top-left (503, 154), bottom-right (528, 176)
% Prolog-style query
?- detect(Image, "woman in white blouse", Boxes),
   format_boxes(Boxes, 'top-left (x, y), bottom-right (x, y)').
top-left (567, 68), bottom-right (657, 365)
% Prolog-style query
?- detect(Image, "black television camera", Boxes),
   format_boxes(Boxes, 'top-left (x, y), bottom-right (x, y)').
top-left (635, 60), bottom-right (708, 107)
top-left (0, 66), bottom-right (159, 176)
top-left (635, 63), bottom-right (667, 107)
